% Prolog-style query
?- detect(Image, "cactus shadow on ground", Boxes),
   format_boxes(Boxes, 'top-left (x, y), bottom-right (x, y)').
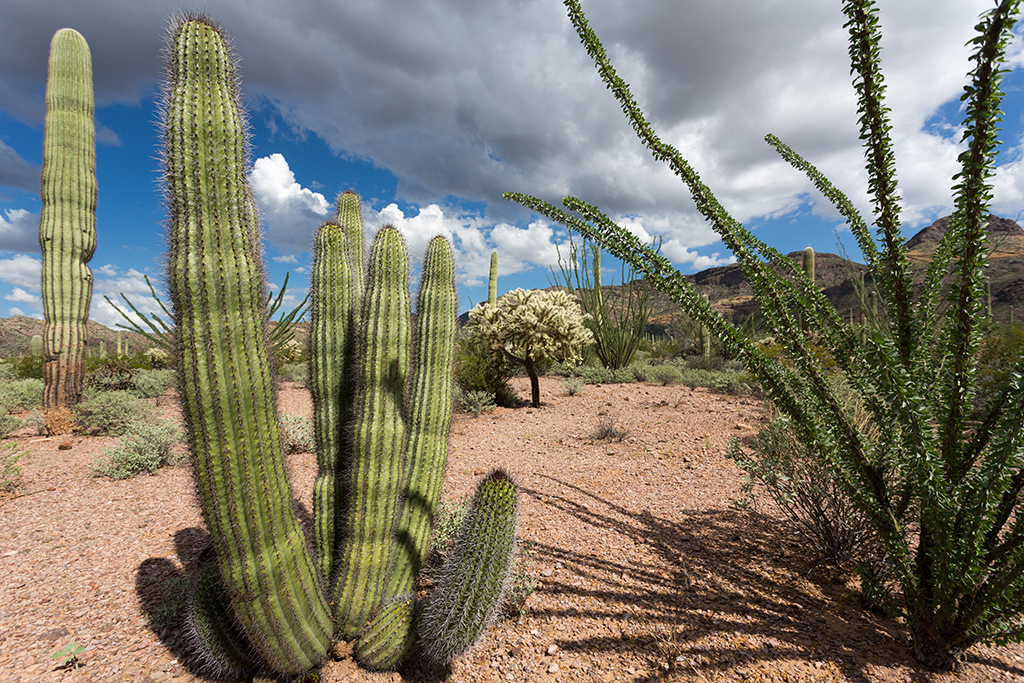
top-left (516, 474), bottom-right (1024, 683)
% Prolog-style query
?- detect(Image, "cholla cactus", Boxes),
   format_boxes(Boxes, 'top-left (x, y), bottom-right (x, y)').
top-left (469, 288), bottom-right (593, 407)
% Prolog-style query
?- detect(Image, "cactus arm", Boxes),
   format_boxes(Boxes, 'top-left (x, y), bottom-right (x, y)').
top-left (419, 469), bottom-right (519, 663)
top-left (354, 235), bottom-right (457, 670)
top-left (162, 14), bottom-right (331, 676)
top-left (387, 235), bottom-right (457, 596)
top-left (331, 225), bottom-right (411, 638)
top-left (39, 28), bottom-right (96, 426)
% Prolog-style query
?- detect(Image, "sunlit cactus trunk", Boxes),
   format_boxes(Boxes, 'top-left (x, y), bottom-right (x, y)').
top-left (39, 28), bottom-right (96, 433)
top-left (162, 14), bottom-right (331, 676)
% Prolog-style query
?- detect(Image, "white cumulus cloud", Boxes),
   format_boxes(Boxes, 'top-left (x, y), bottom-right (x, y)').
top-left (0, 253), bottom-right (41, 289)
top-left (250, 153), bottom-right (329, 254)
top-left (4, 286), bottom-right (39, 303)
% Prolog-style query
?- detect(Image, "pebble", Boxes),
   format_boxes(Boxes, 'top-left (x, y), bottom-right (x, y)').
top-left (547, 662), bottom-right (560, 674)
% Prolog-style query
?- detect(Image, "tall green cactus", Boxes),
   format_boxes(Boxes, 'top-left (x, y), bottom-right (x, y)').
top-left (39, 28), bottom-right (96, 431)
top-left (164, 14), bottom-right (517, 679)
top-left (802, 246), bottom-right (815, 284)
top-left (163, 15), bottom-right (332, 676)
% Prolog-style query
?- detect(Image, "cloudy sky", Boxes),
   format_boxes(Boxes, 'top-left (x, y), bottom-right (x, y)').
top-left (1, 0), bottom-right (1022, 328)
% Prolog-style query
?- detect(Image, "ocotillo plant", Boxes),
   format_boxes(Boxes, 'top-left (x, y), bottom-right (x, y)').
top-left (165, 15), bottom-right (518, 679)
top-left (39, 28), bottom-right (96, 433)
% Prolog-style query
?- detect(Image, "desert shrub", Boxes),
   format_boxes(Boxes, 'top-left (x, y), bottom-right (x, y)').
top-left (561, 377), bottom-right (586, 396)
top-left (678, 367), bottom-right (754, 395)
top-left (6, 355), bottom-right (43, 380)
top-left (975, 322), bottom-right (1024, 414)
top-left (0, 441), bottom-right (30, 492)
top-left (0, 379), bottom-right (44, 412)
top-left (131, 369), bottom-right (176, 398)
top-left (76, 389), bottom-right (154, 436)
top-left (648, 364), bottom-right (681, 386)
top-left (590, 415), bottom-right (629, 442)
top-left (91, 419), bottom-right (182, 479)
top-left (279, 414), bottom-right (314, 453)
top-left (571, 364), bottom-right (634, 385)
top-left (455, 328), bottom-right (519, 407)
top-left (459, 390), bottom-right (496, 417)
top-left (727, 413), bottom-right (874, 564)
top-left (0, 415), bottom-right (21, 438)
top-left (276, 362), bottom-right (308, 386)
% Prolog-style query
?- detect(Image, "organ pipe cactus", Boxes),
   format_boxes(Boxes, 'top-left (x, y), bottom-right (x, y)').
top-left (163, 15), bottom-right (332, 676)
top-left (164, 14), bottom-right (517, 679)
top-left (39, 28), bottom-right (96, 433)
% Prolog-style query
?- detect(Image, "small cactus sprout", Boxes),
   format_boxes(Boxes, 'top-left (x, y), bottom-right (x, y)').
top-left (39, 28), bottom-right (97, 433)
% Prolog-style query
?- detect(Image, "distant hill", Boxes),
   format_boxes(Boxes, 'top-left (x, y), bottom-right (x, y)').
top-left (467, 215), bottom-right (1024, 336)
top-left (0, 316), bottom-right (153, 359)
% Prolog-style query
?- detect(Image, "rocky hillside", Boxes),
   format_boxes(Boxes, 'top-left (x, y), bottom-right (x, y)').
top-left (0, 317), bottom-right (152, 359)
top-left (574, 214), bottom-right (1023, 335)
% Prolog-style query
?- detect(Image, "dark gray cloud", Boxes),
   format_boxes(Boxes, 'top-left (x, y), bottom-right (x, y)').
top-left (0, 140), bottom-right (39, 194)
top-left (1, 0), bottom-right (1018, 263)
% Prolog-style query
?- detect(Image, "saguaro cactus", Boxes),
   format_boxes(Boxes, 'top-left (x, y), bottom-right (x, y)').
top-left (488, 250), bottom-right (498, 307)
top-left (163, 15), bottom-right (332, 676)
top-left (39, 28), bottom-right (96, 433)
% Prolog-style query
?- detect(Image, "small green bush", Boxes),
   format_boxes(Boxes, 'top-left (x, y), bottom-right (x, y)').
top-left (459, 390), bottom-right (496, 417)
top-left (648, 364), bottom-right (681, 386)
top-left (277, 362), bottom-right (308, 386)
top-left (561, 377), bottom-right (586, 396)
top-left (455, 328), bottom-right (519, 407)
top-left (0, 415), bottom-right (21, 438)
top-left (91, 419), bottom-right (182, 479)
top-left (6, 355), bottom-right (43, 380)
top-left (77, 389), bottom-right (155, 436)
top-left (279, 414), bottom-right (314, 453)
top-left (0, 378), bottom-right (44, 412)
top-left (571, 364), bottom-right (635, 385)
top-left (678, 367), bottom-right (754, 395)
top-left (131, 369), bottom-right (176, 398)
top-left (0, 441), bottom-right (30, 492)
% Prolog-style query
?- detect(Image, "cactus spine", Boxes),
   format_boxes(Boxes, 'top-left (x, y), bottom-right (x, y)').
top-left (163, 15), bottom-right (331, 676)
top-left (39, 28), bottom-right (96, 432)
top-left (488, 250), bottom-right (498, 307)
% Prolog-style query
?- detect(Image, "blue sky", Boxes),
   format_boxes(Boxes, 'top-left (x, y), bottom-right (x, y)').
top-left (1, 0), bottom-right (1023, 328)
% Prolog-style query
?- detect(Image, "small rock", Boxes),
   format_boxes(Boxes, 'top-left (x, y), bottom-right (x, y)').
top-left (510, 645), bottom-right (525, 657)
top-left (734, 423), bottom-right (752, 430)
top-left (540, 568), bottom-right (553, 578)
top-left (546, 644), bottom-right (559, 656)
top-left (58, 441), bottom-right (72, 450)
top-left (547, 662), bottom-right (560, 674)
top-left (474, 468), bottom-right (486, 476)
top-left (21, 656), bottom-right (37, 668)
